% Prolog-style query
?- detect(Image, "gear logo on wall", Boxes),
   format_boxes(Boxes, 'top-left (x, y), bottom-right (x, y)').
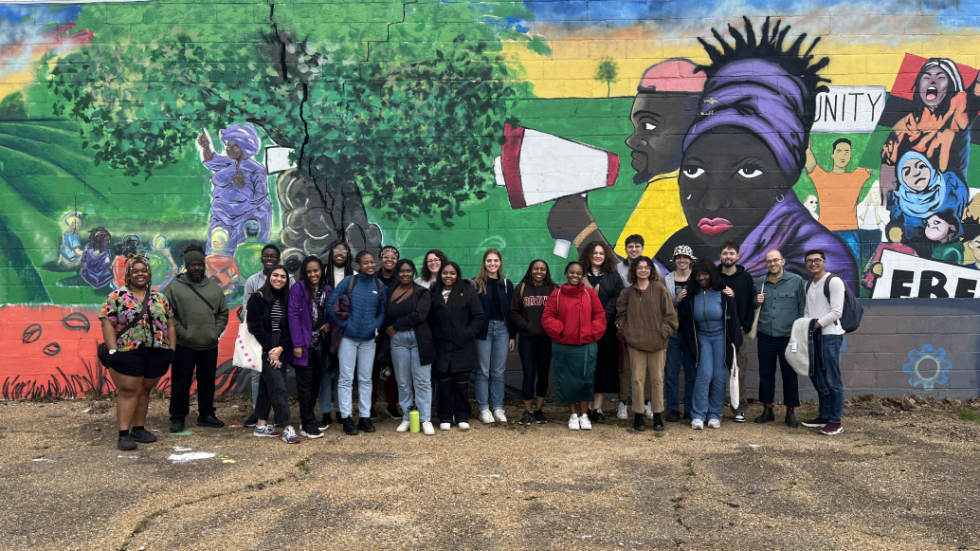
top-left (903, 345), bottom-right (952, 391)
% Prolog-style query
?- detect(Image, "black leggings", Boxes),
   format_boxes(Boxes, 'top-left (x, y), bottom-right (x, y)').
top-left (518, 336), bottom-right (552, 401)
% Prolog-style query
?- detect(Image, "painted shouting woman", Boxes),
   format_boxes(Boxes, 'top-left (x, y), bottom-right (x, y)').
top-left (198, 123), bottom-right (272, 255)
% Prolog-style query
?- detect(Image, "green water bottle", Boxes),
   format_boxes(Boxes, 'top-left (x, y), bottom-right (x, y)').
top-left (409, 408), bottom-right (420, 433)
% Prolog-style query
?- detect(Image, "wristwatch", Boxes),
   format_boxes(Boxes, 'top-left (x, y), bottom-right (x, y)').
top-left (109, 349), bottom-right (117, 355)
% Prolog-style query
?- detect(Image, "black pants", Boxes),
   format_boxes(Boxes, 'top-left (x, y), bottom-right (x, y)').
top-left (169, 344), bottom-right (219, 421)
top-left (256, 333), bottom-right (291, 426)
top-left (518, 336), bottom-right (551, 401)
top-left (437, 370), bottom-right (471, 423)
top-left (757, 333), bottom-right (800, 408)
top-left (294, 345), bottom-right (324, 428)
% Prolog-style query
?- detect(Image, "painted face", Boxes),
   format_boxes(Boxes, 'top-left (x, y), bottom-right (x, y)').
top-left (805, 254), bottom-right (825, 275)
top-left (804, 195), bottom-right (819, 218)
top-left (625, 242), bottom-right (644, 260)
top-left (441, 265), bottom-right (458, 287)
top-left (398, 264), bottom-right (415, 285)
top-left (357, 254), bottom-right (376, 276)
top-left (332, 245), bottom-right (349, 267)
top-left (187, 260), bottom-right (206, 283)
top-left (901, 157), bottom-right (931, 192)
top-left (679, 127), bottom-right (788, 247)
top-left (270, 268), bottom-right (288, 290)
top-left (764, 251), bottom-right (785, 276)
top-left (720, 247), bottom-right (739, 268)
top-left (924, 215), bottom-right (954, 242)
top-left (635, 260), bottom-right (652, 281)
top-left (425, 254), bottom-right (442, 277)
top-left (261, 249), bottom-right (280, 270)
top-left (626, 93), bottom-right (699, 183)
top-left (565, 264), bottom-right (584, 287)
top-left (531, 261), bottom-right (548, 284)
top-left (225, 141), bottom-right (245, 161)
top-left (484, 253), bottom-right (501, 276)
top-left (591, 247), bottom-right (605, 269)
top-left (380, 251), bottom-right (398, 272)
top-left (129, 262), bottom-right (150, 288)
top-left (695, 271), bottom-right (711, 289)
top-left (966, 236), bottom-right (980, 260)
top-left (673, 255), bottom-right (691, 271)
top-left (306, 262), bottom-right (322, 287)
top-left (918, 67), bottom-right (951, 110)
top-left (831, 143), bottom-right (852, 170)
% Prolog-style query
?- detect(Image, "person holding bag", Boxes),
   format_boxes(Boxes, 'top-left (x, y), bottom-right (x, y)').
top-left (288, 255), bottom-right (332, 440)
top-left (99, 256), bottom-right (177, 451)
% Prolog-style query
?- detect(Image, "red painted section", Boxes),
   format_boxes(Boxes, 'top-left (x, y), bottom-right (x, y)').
top-left (501, 122), bottom-right (527, 209)
top-left (606, 152), bottom-right (620, 188)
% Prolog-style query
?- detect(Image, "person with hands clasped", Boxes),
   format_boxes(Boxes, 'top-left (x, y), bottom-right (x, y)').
top-left (100, 256), bottom-right (177, 451)
top-left (510, 260), bottom-right (558, 426)
top-left (246, 265), bottom-right (300, 444)
top-left (288, 255), bottom-right (331, 440)
top-left (542, 262), bottom-right (607, 432)
top-left (474, 249), bottom-right (516, 424)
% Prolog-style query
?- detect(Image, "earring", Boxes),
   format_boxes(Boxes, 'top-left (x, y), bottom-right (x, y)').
top-left (686, 194), bottom-right (692, 201)
top-left (776, 194), bottom-right (785, 203)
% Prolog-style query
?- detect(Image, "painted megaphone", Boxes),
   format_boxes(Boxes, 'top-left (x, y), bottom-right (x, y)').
top-left (494, 123), bottom-right (620, 209)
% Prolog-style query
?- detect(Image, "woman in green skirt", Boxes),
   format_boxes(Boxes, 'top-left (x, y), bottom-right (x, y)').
top-left (541, 262), bottom-right (608, 431)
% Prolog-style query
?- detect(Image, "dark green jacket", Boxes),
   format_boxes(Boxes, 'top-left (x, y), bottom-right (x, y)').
top-left (754, 271), bottom-right (805, 338)
top-left (163, 273), bottom-right (230, 350)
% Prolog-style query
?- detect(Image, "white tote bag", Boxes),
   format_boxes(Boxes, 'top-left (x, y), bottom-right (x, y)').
top-left (728, 343), bottom-right (739, 408)
top-left (233, 322), bottom-right (263, 372)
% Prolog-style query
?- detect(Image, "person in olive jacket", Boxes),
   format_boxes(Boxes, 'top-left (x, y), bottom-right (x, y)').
top-left (164, 244), bottom-right (230, 433)
top-left (428, 261), bottom-right (485, 431)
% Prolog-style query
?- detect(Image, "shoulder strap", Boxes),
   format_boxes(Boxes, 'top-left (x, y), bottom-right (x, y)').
top-left (822, 274), bottom-right (837, 301)
top-left (187, 281), bottom-right (216, 315)
top-left (375, 277), bottom-right (384, 293)
top-left (116, 289), bottom-right (151, 338)
top-left (519, 282), bottom-right (526, 300)
top-left (346, 274), bottom-right (358, 296)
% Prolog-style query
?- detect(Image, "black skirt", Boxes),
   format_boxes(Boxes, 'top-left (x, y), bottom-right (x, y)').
top-left (592, 324), bottom-right (620, 394)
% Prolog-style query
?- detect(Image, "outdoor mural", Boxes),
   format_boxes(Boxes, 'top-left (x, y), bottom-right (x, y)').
top-left (1, 0), bottom-right (979, 398)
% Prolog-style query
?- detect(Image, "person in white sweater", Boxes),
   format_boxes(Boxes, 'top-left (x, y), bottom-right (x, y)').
top-left (801, 249), bottom-right (845, 436)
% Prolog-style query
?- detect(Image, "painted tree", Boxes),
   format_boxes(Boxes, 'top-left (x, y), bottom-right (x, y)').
top-left (47, 1), bottom-right (540, 268)
top-left (596, 57), bottom-right (619, 97)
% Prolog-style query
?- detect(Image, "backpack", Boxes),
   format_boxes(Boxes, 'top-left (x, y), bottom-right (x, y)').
top-left (806, 274), bottom-right (863, 333)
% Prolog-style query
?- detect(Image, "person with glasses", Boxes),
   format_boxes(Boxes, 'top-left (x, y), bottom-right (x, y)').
top-left (415, 249), bottom-right (448, 290)
top-left (801, 250), bottom-right (847, 436)
top-left (372, 245), bottom-right (401, 420)
top-left (754, 249), bottom-right (805, 428)
top-left (317, 239), bottom-right (356, 428)
top-left (376, 246), bottom-right (400, 289)
top-left (326, 240), bottom-right (356, 289)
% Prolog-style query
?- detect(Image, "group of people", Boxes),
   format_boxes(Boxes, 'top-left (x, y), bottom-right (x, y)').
top-left (98, 234), bottom-right (848, 451)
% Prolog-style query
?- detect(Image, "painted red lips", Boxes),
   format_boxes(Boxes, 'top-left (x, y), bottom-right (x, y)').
top-left (698, 217), bottom-right (733, 236)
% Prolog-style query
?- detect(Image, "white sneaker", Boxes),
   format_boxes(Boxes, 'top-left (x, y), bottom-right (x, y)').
top-left (707, 418), bottom-right (721, 429)
top-left (479, 409), bottom-right (494, 424)
top-left (568, 414), bottom-right (580, 431)
top-left (458, 422), bottom-right (471, 431)
top-left (578, 414), bottom-right (593, 430)
top-left (644, 402), bottom-right (655, 419)
top-left (439, 422), bottom-right (451, 431)
top-left (617, 402), bottom-right (628, 420)
top-left (422, 422), bottom-right (435, 436)
top-left (691, 419), bottom-right (704, 430)
top-left (395, 420), bottom-right (410, 433)
top-left (494, 409), bottom-right (508, 423)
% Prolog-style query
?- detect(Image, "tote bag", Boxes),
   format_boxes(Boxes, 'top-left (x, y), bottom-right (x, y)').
top-left (728, 343), bottom-right (740, 407)
top-left (233, 323), bottom-right (263, 372)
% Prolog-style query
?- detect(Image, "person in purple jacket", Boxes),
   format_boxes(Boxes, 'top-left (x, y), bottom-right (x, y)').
top-left (288, 255), bottom-right (332, 440)
top-left (198, 123), bottom-right (272, 254)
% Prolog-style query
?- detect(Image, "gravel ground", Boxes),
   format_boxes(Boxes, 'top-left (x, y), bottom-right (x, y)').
top-left (2, 396), bottom-right (980, 551)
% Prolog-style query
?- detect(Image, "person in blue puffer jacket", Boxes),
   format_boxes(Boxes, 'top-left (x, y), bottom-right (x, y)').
top-left (327, 250), bottom-right (387, 436)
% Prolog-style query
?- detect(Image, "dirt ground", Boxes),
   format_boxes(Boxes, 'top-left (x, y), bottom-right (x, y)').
top-left (2, 395), bottom-right (980, 551)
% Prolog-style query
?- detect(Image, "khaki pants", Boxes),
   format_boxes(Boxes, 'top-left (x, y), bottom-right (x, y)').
top-left (731, 331), bottom-right (748, 414)
top-left (631, 348), bottom-right (666, 414)
top-left (619, 346), bottom-right (652, 404)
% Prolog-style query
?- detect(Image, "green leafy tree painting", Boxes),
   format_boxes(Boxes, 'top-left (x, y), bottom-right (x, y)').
top-left (596, 57), bottom-right (619, 98)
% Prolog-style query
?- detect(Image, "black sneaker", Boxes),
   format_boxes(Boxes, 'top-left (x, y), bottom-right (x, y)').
top-left (683, 411), bottom-right (692, 421)
top-left (335, 411), bottom-right (343, 424)
top-left (358, 417), bottom-right (377, 433)
top-left (633, 413), bottom-right (646, 431)
top-left (653, 413), bottom-right (664, 432)
top-left (518, 410), bottom-right (534, 426)
top-left (244, 414), bottom-right (258, 428)
top-left (785, 409), bottom-right (799, 428)
top-left (169, 419), bottom-right (185, 434)
top-left (755, 407), bottom-right (775, 424)
top-left (369, 405), bottom-right (377, 419)
top-left (300, 424), bottom-right (324, 439)
top-left (342, 417), bottom-right (359, 435)
top-left (117, 435), bottom-right (137, 451)
top-left (197, 414), bottom-right (224, 428)
top-left (318, 414), bottom-right (332, 432)
top-left (386, 405), bottom-right (400, 419)
top-left (130, 428), bottom-right (157, 443)
top-left (533, 409), bottom-right (547, 424)
top-left (591, 409), bottom-right (607, 424)
top-left (666, 410), bottom-right (680, 423)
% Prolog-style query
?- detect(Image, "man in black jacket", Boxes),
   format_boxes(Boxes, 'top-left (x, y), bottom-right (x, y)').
top-left (718, 241), bottom-right (756, 423)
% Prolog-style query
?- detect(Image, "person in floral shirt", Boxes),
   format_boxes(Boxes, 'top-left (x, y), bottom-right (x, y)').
top-left (99, 256), bottom-right (177, 451)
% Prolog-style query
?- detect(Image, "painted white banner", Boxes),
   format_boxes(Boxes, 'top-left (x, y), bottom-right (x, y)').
top-left (872, 249), bottom-right (980, 299)
top-left (812, 86), bottom-right (887, 133)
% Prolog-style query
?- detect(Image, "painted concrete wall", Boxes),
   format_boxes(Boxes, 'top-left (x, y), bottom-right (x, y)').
top-left (2, 0), bottom-right (979, 398)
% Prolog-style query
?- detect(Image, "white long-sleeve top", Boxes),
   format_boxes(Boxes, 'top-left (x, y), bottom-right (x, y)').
top-left (804, 272), bottom-right (845, 336)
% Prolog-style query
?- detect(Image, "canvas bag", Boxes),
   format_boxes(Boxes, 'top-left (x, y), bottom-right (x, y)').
top-left (728, 343), bottom-right (740, 407)
top-left (233, 320), bottom-right (263, 372)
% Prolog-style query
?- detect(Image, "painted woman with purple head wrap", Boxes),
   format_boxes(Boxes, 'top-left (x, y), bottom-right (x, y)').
top-left (654, 17), bottom-right (858, 290)
top-left (197, 123), bottom-right (272, 255)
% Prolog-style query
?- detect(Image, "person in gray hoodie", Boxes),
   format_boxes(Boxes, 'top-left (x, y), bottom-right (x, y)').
top-left (164, 244), bottom-right (230, 433)
top-left (754, 249), bottom-right (805, 428)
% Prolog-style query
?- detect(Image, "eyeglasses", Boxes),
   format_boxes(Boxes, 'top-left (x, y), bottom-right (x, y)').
top-left (261, 254), bottom-right (279, 260)
top-left (426, 259), bottom-right (441, 264)
top-left (805, 258), bottom-right (825, 265)
top-left (381, 255), bottom-right (398, 261)
top-left (332, 249), bottom-right (348, 255)
top-left (765, 259), bottom-right (783, 265)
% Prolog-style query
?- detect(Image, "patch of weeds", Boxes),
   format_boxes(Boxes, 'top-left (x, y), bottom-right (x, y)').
top-left (855, 443), bottom-right (870, 448)
top-left (958, 408), bottom-right (980, 424)
top-left (685, 459), bottom-right (695, 478)
top-left (654, 432), bottom-right (664, 438)
top-left (865, 430), bottom-right (877, 438)
top-left (150, 389), bottom-right (168, 400)
top-left (296, 460), bottom-right (310, 474)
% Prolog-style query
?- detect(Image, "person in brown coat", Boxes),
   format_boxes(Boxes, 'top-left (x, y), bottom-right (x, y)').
top-left (615, 256), bottom-right (678, 432)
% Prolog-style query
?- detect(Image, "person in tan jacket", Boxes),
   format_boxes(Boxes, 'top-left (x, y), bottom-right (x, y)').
top-left (616, 256), bottom-right (678, 432)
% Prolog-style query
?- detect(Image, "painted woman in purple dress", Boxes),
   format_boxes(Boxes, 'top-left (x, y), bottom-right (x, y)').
top-left (198, 123), bottom-right (272, 255)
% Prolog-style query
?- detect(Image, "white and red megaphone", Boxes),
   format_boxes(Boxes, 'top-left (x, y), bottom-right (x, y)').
top-left (494, 123), bottom-right (619, 209)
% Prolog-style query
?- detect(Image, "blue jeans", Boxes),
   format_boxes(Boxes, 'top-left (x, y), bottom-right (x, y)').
top-left (692, 330), bottom-right (727, 422)
top-left (665, 334), bottom-right (696, 412)
top-left (252, 365), bottom-right (285, 408)
top-left (338, 337), bottom-right (376, 418)
top-left (475, 320), bottom-right (509, 411)
top-left (390, 330), bottom-right (433, 423)
top-left (317, 357), bottom-right (339, 414)
top-left (810, 333), bottom-right (845, 423)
